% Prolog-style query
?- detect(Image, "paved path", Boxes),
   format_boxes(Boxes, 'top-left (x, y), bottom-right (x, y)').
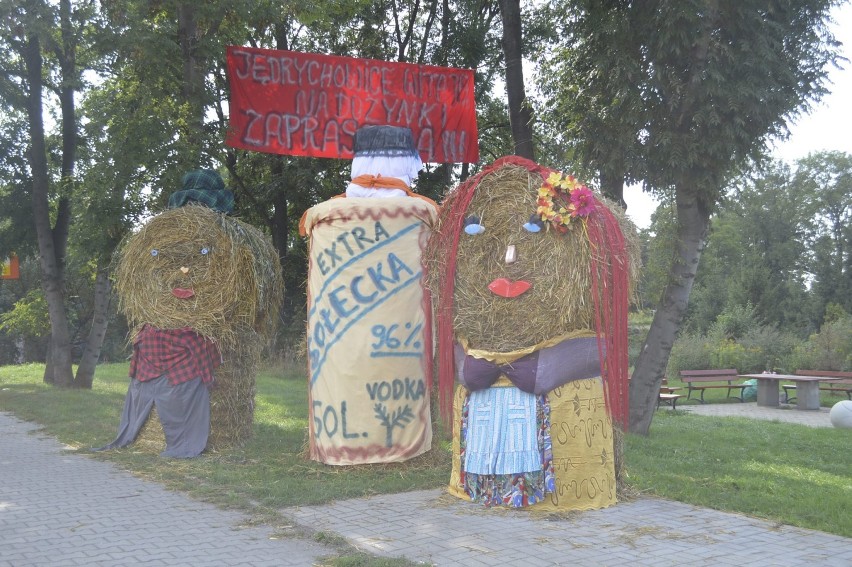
top-left (0, 413), bottom-right (335, 567)
top-left (677, 400), bottom-right (835, 427)
top-left (289, 489), bottom-right (852, 566)
top-left (2, 410), bottom-right (851, 566)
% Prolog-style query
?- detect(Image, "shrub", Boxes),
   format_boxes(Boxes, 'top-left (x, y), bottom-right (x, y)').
top-left (668, 332), bottom-right (713, 379)
top-left (739, 326), bottom-right (800, 374)
top-left (707, 303), bottom-right (760, 341)
top-left (708, 339), bottom-right (763, 373)
top-left (785, 315), bottom-right (852, 371)
top-left (669, 311), bottom-right (852, 378)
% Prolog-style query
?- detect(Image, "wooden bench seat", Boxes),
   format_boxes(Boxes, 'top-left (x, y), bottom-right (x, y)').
top-left (657, 393), bottom-right (683, 409)
top-left (782, 370), bottom-right (852, 403)
top-left (679, 369), bottom-right (747, 404)
top-left (656, 378), bottom-right (682, 409)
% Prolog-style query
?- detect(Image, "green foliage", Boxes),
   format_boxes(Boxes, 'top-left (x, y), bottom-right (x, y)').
top-left (707, 303), bottom-right (760, 341)
top-left (824, 302), bottom-right (848, 323)
top-left (670, 310), bottom-right (851, 376)
top-left (677, 154), bottom-right (852, 338)
top-left (636, 203), bottom-right (677, 309)
top-left (794, 152), bottom-right (852, 317)
top-left (739, 326), bottom-right (801, 374)
top-left (708, 340), bottom-right (763, 374)
top-left (628, 311), bottom-right (653, 368)
top-left (539, 0), bottom-right (841, 202)
top-left (668, 332), bottom-right (713, 378)
top-left (0, 290), bottom-right (50, 337)
top-left (786, 313), bottom-right (852, 371)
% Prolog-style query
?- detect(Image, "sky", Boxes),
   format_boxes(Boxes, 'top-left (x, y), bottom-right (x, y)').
top-left (623, 2), bottom-right (852, 230)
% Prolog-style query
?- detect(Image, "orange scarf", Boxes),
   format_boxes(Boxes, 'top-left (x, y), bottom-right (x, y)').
top-left (298, 176), bottom-right (439, 236)
top-left (350, 175), bottom-right (439, 210)
top-left (350, 174), bottom-right (411, 190)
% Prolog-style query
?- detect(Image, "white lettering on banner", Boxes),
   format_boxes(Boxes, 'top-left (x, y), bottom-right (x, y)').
top-left (230, 49), bottom-right (471, 101)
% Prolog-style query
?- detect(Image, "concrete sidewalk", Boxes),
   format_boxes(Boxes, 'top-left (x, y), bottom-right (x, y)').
top-left (2, 410), bottom-right (851, 566)
top-left (0, 413), bottom-right (336, 567)
top-left (677, 400), bottom-right (835, 427)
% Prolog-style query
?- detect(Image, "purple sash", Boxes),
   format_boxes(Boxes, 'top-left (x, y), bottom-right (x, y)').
top-left (455, 337), bottom-right (602, 395)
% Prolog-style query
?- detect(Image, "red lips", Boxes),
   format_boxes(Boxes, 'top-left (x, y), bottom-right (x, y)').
top-left (172, 288), bottom-right (195, 299)
top-left (488, 278), bottom-right (531, 298)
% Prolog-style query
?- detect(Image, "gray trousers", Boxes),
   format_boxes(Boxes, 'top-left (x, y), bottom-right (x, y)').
top-left (95, 375), bottom-right (210, 458)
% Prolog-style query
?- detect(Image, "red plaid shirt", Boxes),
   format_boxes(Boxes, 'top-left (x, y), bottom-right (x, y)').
top-left (130, 325), bottom-right (221, 386)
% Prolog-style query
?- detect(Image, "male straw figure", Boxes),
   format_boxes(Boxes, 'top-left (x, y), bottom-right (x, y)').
top-left (100, 170), bottom-right (282, 457)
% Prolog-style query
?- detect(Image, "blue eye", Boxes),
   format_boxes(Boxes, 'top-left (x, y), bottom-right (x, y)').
top-left (200, 247), bottom-right (209, 255)
top-left (464, 216), bottom-right (485, 235)
top-left (523, 214), bottom-right (544, 233)
top-left (151, 249), bottom-right (159, 257)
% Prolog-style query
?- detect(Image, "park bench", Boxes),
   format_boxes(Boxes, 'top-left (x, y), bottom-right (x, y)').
top-left (782, 370), bottom-right (852, 403)
top-left (657, 378), bottom-right (682, 409)
top-left (679, 369), bottom-right (747, 404)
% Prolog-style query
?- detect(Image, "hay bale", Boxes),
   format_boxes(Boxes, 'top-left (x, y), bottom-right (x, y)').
top-left (114, 204), bottom-right (283, 450)
top-left (136, 407), bottom-right (167, 454)
top-left (208, 335), bottom-right (263, 450)
top-left (427, 162), bottom-right (640, 352)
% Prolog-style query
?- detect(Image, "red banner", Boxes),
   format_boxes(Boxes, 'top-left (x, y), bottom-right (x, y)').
top-left (225, 46), bottom-right (478, 164)
top-left (1, 254), bottom-right (19, 280)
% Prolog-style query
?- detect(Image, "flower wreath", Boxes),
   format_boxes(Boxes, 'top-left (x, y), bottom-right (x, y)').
top-left (536, 171), bottom-right (595, 233)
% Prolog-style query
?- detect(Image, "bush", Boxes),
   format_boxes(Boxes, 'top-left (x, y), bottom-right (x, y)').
top-left (669, 311), bottom-right (852, 378)
top-left (784, 315), bottom-right (852, 371)
top-left (709, 339), bottom-right (763, 373)
top-left (739, 326), bottom-right (800, 374)
top-left (668, 332), bottom-right (713, 379)
top-left (707, 303), bottom-right (760, 341)
top-left (670, 320), bottom-right (799, 376)
top-left (628, 316), bottom-right (652, 369)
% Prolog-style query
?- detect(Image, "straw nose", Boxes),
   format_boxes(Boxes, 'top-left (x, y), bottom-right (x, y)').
top-left (505, 244), bottom-right (517, 264)
top-left (180, 266), bottom-right (190, 274)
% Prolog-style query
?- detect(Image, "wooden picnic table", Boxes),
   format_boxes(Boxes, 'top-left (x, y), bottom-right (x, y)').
top-left (739, 373), bottom-right (833, 410)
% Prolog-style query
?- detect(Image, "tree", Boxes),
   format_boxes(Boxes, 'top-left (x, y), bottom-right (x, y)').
top-left (537, 0), bottom-right (842, 434)
top-left (1, 0), bottom-right (146, 386)
top-left (5, 0), bottom-right (79, 386)
top-left (535, 1), bottom-right (648, 205)
top-left (498, 0), bottom-right (535, 160)
top-left (794, 151), bottom-right (852, 318)
top-left (685, 162), bottom-right (813, 334)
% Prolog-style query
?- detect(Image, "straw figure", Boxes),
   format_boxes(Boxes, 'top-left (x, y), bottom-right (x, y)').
top-left (425, 156), bottom-right (640, 510)
top-left (100, 170), bottom-right (283, 457)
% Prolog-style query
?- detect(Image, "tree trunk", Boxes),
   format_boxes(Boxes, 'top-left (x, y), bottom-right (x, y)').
top-left (54, 0), bottom-right (75, 274)
top-left (74, 261), bottom-right (112, 388)
top-left (177, 2), bottom-right (205, 166)
top-left (628, 188), bottom-right (710, 434)
top-left (43, 338), bottom-right (55, 384)
top-left (24, 35), bottom-right (74, 387)
top-left (498, 0), bottom-right (535, 160)
top-left (599, 166), bottom-right (626, 209)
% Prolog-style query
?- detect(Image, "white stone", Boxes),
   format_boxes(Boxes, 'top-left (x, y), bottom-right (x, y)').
top-left (829, 400), bottom-right (852, 429)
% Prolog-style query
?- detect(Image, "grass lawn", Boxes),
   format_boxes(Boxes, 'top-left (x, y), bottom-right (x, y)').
top-left (1, 362), bottom-right (850, 542)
